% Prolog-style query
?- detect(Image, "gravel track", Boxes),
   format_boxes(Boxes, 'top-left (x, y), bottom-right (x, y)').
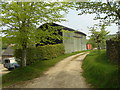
top-left (8, 52), bottom-right (91, 88)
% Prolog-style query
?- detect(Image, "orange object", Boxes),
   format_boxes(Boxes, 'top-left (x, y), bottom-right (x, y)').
top-left (86, 44), bottom-right (92, 50)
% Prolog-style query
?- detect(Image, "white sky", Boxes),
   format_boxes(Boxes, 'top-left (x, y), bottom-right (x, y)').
top-left (56, 9), bottom-right (118, 38)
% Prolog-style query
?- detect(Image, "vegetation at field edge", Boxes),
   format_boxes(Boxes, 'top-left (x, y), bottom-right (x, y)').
top-left (82, 50), bottom-right (119, 88)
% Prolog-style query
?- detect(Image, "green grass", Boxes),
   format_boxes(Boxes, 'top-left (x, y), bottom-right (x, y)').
top-left (82, 50), bottom-right (119, 88)
top-left (2, 50), bottom-right (89, 87)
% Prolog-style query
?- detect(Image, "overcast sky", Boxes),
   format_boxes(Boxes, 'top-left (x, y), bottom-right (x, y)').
top-left (1, 6), bottom-right (118, 39)
top-left (57, 9), bottom-right (118, 38)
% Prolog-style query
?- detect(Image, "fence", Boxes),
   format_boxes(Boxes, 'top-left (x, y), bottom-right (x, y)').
top-left (106, 39), bottom-right (120, 65)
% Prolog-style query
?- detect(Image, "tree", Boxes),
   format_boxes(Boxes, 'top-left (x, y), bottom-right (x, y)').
top-left (35, 23), bottom-right (64, 46)
top-left (89, 24), bottom-right (109, 51)
top-left (75, 0), bottom-right (120, 34)
top-left (1, 1), bottom-right (72, 67)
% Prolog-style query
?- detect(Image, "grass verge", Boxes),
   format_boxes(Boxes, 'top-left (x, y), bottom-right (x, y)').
top-left (82, 50), bottom-right (119, 88)
top-left (2, 50), bottom-right (89, 87)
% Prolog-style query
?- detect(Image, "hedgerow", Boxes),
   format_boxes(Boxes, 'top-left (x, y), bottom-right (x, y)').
top-left (14, 44), bottom-right (65, 65)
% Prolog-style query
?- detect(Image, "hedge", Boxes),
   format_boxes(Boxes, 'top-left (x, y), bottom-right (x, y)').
top-left (106, 38), bottom-right (120, 65)
top-left (14, 44), bottom-right (65, 65)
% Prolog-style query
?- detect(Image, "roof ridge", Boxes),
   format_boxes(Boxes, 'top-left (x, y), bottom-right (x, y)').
top-left (39, 23), bottom-right (86, 36)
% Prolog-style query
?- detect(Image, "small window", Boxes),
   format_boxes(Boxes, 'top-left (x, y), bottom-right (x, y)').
top-left (4, 59), bottom-right (10, 63)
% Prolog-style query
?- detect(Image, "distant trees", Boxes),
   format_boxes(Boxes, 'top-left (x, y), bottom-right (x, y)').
top-left (89, 24), bottom-right (109, 50)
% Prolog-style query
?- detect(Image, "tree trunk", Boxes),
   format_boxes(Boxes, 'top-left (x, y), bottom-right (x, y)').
top-left (97, 43), bottom-right (101, 54)
top-left (22, 48), bottom-right (27, 67)
top-left (97, 43), bottom-right (100, 50)
top-left (21, 40), bottom-right (27, 67)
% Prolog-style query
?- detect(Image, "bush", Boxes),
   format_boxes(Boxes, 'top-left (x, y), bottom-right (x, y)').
top-left (106, 38), bottom-right (120, 65)
top-left (14, 44), bottom-right (65, 65)
top-left (82, 50), bottom-right (119, 88)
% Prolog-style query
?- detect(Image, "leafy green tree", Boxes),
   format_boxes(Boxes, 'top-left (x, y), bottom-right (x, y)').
top-left (0, 36), bottom-right (2, 52)
top-left (76, 1), bottom-right (120, 24)
top-left (89, 24), bottom-right (109, 51)
top-left (2, 38), bottom-right (9, 49)
top-left (1, 2), bottom-right (72, 67)
top-left (75, 0), bottom-right (120, 50)
top-left (35, 23), bottom-right (64, 46)
top-left (75, 0), bottom-right (120, 34)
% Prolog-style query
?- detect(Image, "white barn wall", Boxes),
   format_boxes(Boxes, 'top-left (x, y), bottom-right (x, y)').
top-left (63, 31), bottom-right (86, 53)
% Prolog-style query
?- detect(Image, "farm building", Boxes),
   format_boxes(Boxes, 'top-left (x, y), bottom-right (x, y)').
top-left (2, 45), bottom-right (14, 60)
top-left (37, 23), bottom-right (87, 53)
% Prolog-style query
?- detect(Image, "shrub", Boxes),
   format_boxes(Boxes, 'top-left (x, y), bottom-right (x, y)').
top-left (106, 38), bottom-right (120, 65)
top-left (14, 44), bottom-right (65, 65)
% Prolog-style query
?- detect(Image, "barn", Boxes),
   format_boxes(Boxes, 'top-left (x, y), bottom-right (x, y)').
top-left (2, 46), bottom-right (14, 60)
top-left (37, 23), bottom-right (87, 53)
